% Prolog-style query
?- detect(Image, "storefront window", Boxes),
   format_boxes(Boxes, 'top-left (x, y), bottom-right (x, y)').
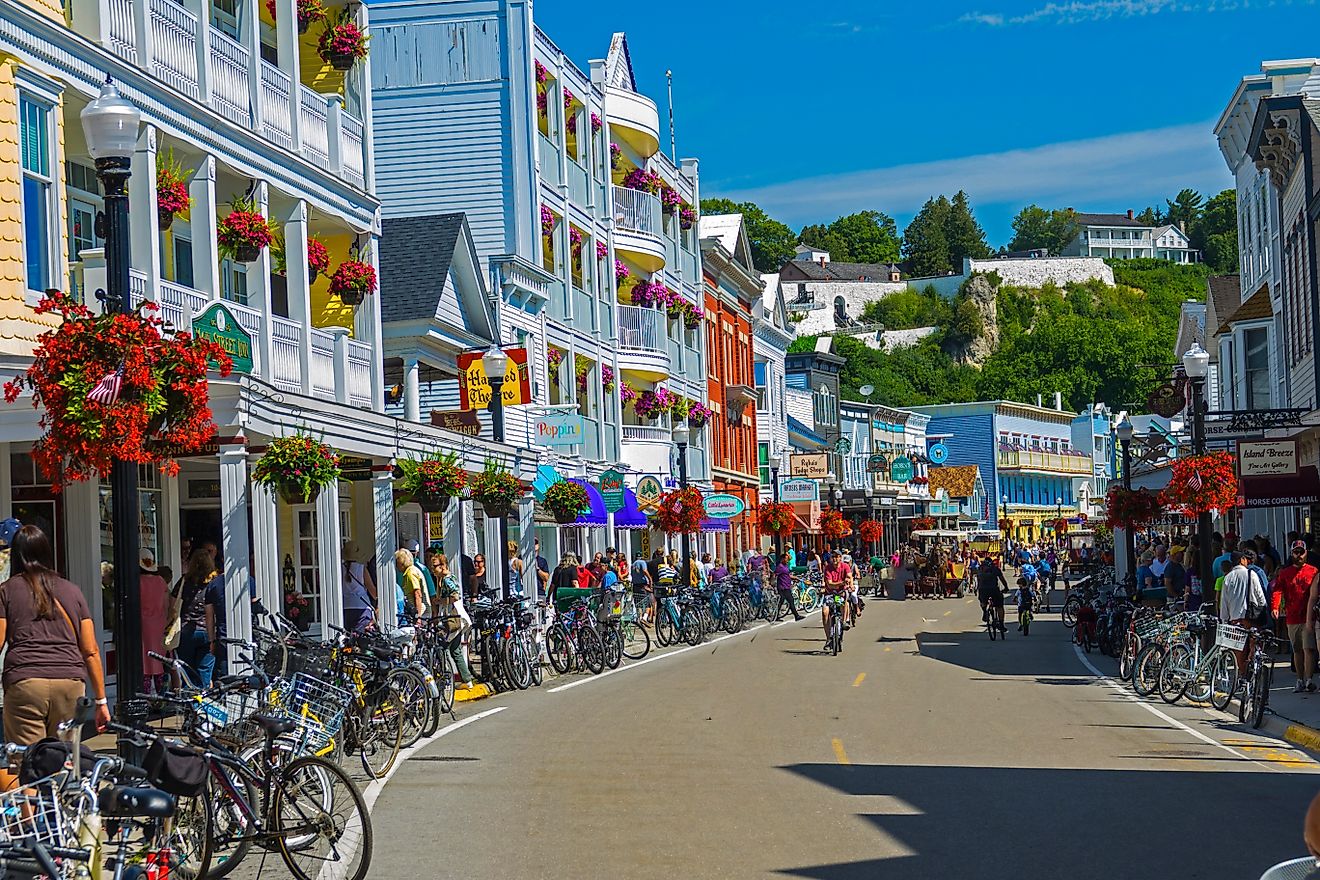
top-left (99, 467), bottom-right (163, 633)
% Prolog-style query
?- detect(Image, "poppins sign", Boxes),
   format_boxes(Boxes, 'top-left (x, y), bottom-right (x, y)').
top-left (790, 453), bottom-right (829, 479)
top-left (533, 411), bottom-right (585, 447)
top-left (703, 493), bottom-right (746, 519)
top-left (779, 478), bottom-right (819, 503)
top-left (1238, 440), bottom-right (1298, 478)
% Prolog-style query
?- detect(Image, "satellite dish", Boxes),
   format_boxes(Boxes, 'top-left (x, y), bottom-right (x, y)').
top-left (859, 384), bottom-right (874, 396)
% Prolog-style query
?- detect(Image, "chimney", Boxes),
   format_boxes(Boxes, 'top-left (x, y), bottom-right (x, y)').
top-left (1054, 391), bottom-right (1063, 411)
top-left (819, 257), bottom-right (826, 267)
top-left (1126, 209), bottom-right (1134, 220)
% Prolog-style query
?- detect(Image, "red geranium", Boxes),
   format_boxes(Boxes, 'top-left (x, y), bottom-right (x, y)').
top-left (859, 519), bottom-right (884, 543)
top-left (651, 486), bottom-right (705, 535)
top-left (913, 516), bottom-right (936, 531)
top-left (265, 0), bottom-right (326, 29)
top-left (306, 236), bottom-right (330, 276)
top-left (1104, 486), bottom-right (1164, 529)
top-left (758, 501), bottom-right (796, 537)
top-left (820, 508), bottom-right (852, 540)
top-left (317, 8), bottom-right (368, 62)
top-left (328, 259), bottom-right (377, 299)
top-left (217, 197), bottom-right (274, 259)
top-left (1160, 451), bottom-right (1238, 516)
top-left (3, 293), bottom-right (230, 489)
top-left (155, 148), bottom-right (191, 219)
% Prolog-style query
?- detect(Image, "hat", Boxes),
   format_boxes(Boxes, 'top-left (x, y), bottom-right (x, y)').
top-left (1293, 540), bottom-right (1309, 553)
top-left (139, 548), bottom-right (158, 572)
top-left (0, 518), bottom-right (20, 547)
top-left (343, 540), bottom-right (364, 561)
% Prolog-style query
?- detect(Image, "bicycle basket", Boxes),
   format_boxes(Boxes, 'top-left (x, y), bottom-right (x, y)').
top-left (1215, 623), bottom-right (1250, 652)
top-left (1132, 615), bottom-right (1162, 639)
top-left (272, 673), bottom-right (353, 755)
top-left (0, 774), bottom-right (73, 849)
top-left (145, 739), bottom-right (208, 797)
top-left (596, 596), bottom-right (625, 622)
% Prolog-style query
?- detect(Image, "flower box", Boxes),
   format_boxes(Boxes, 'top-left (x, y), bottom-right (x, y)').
top-left (252, 431), bottom-right (342, 505)
top-left (545, 478), bottom-right (589, 525)
top-left (471, 460), bottom-right (522, 519)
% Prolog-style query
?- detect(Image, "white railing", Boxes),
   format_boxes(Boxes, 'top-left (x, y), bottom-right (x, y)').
top-left (683, 248), bottom-right (699, 284)
top-left (309, 328), bottom-right (335, 397)
top-left (158, 280), bottom-right (207, 331)
top-left (622, 424), bottom-right (670, 443)
top-left (346, 338), bottom-right (372, 407)
top-left (340, 112), bottom-right (365, 187)
top-left (225, 299), bottom-right (264, 342)
top-left (107, 0), bottom-right (137, 64)
top-left (537, 133), bottom-right (561, 188)
top-left (299, 86), bottom-right (329, 169)
top-left (208, 29), bottom-right (251, 127)
top-left (148, 0), bottom-right (199, 99)
top-left (617, 304), bottom-right (665, 352)
top-left (566, 158), bottom-right (589, 206)
top-left (270, 316), bottom-right (302, 392)
top-left (259, 62), bottom-right (293, 149)
top-left (613, 186), bottom-right (662, 237)
top-left (129, 268), bottom-right (147, 306)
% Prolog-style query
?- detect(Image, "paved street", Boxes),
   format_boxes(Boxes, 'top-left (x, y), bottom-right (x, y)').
top-left (368, 596), bottom-right (1320, 879)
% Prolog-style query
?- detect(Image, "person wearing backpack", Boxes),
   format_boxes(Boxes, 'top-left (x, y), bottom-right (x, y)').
top-left (1221, 548), bottom-right (1268, 675)
top-left (341, 541), bottom-right (377, 632)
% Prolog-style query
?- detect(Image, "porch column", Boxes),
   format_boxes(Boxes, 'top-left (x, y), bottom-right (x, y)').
top-left (442, 492), bottom-right (462, 566)
top-left (315, 479), bottom-right (344, 629)
top-left (403, 359), bottom-right (420, 423)
top-left (250, 182), bottom-right (273, 378)
top-left (282, 201), bottom-right (313, 394)
top-left (218, 441), bottom-right (252, 667)
top-left (274, 0), bottom-right (302, 148)
top-left (128, 125), bottom-right (160, 302)
top-left (250, 477), bottom-right (281, 616)
top-left (518, 494), bottom-right (535, 603)
top-left (63, 478), bottom-right (104, 639)
top-left (364, 231), bottom-right (384, 413)
top-left (372, 465), bottom-right (398, 630)
top-left (331, 328), bottom-right (350, 405)
top-left (189, 156), bottom-right (220, 300)
top-left (131, 0), bottom-right (154, 73)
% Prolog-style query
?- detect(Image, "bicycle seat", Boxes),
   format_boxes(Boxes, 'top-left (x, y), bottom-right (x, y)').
top-left (97, 785), bottom-right (177, 819)
top-left (252, 713), bottom-right (298, 737)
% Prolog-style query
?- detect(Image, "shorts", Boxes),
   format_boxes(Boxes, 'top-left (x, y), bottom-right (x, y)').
top-left (1293, 622), bottom-right (1318, 655)
top-left (978, 589), bottom-right (1004, 607)
top-left (3, 678), bottom-right (86, 747)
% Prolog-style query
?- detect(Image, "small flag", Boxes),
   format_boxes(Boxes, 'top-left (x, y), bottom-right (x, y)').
top-left (86, 366), bottom-right (124, 405)
top-left (1187, 470), bottom-right (1203, 492)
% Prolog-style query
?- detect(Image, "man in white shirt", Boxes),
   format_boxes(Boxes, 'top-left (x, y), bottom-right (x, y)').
top-left (1221, 549), bottom-right (1267, 623)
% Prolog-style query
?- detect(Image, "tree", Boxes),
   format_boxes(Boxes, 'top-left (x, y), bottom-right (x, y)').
top-left (902, 197), bottom-right (952, 277)
top-left (798, 211), bottom-right (902, 265)
top-left (944, 191), bottom-right (991, 268)
top-left (699, 198), bottom-right (797, 272)
top-left (1134, 206), bottom-right (1164, 226)
top-left (1008, 205), bottom-right (1079, 254)
top-left (860, 286), bottom-right (949, 329)
top-left (1191, 189), bottom-right (1238, 273)
top-left (1163, 188), bottom-right (1204, 230)
top-left (798, 223), bottom-right (853, 262)
top-left (1203, 231), bottom-right (1238, 275)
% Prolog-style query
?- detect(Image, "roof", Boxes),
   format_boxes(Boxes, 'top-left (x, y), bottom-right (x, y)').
top-left (787, 416), bottom-right (827, 450)
top-left (779, 260), bottom-right (902, 282)
top-left (1206, 275), bottom-right (1242, 336)
top-left (1217, 281), bottom-right (1273, 333)
top-left (699, 214), bottom-right (743, 256)
top-left (927, 465), bottom-right (980, 499)
top-left (379, 214), bottom-right (466, 324)
top-left (1153, 224), bottom-right (1191, 244)
top-left (1071, 212), bottom-right (1147, 228)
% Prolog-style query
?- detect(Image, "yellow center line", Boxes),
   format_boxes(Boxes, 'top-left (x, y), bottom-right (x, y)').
top-left (832, 737), bottom-right (850, 765)
top-left (853, 673), bottom-right (866, 687)
top-left (884, 646), bottom-right (892, 652)
top-left (943, 611), bottom-right (951, 617)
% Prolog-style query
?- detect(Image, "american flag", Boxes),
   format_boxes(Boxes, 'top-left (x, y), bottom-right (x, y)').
top-left (86, 366), bottom-right (123, 405)
top-left (1187, 469), bottom-right (1203, 492)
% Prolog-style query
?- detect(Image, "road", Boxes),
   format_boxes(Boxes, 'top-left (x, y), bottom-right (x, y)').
top-left (368, 595), bottom-right (1320, 879)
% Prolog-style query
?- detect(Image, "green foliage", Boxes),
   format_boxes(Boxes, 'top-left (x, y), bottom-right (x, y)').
top-left (699, 198), bottom-right (797, 272)
top-left (1134, 206), bottom-right (1164, 226)
top-left (833, 336), bottom-right (979, 407)
top-left (788, 335), bottom-right (820, 354)
top-left (1164, 188), bottom-right (1204, 229)
top-left (1203, 231), bottom-right (1238, 275)
top-left (1192, 189), bottom-right (1237, 273)
top-left (859, 286), bottom-right (949, 329)
top-left (1007, 205), bottom-right (1079, 254)
top-left (799, 210), bottom-right (901, 264)
top-left (946, 191), bottom-right (992, 265)
top-left (902, 197), bottom-right (952, 277)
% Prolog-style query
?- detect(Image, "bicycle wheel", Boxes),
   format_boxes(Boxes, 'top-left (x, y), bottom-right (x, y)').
top-left (1021, 611), bottom-right (1031, 637)
top-left (801, 587), bottom-right (820, 613)
top-left (1132, 644), bottom-right (1163, 697)
top-left (194, 763), bottom-right (255, 879)
top-left (681, 609), bottom-right (703, 646)
top-left (546, 625), bottom-right (573, 674)
top-left (987, 616), bottom-right (997, 641)
top-left (1208, 651), bottom-right (1238, 711)
top-left (1118, 634), bottom-right (1139, 682)
top-left (1158, 644), bottom-right (1192, 704)
top-left (359, 693), bottom-right (404, 780)
top-left (273, 756), bottom-right (373, 880)
top-left (166, 792), bottom-right (214, 880)
top-left (388, 667), bottom-right (429, 750)
top-left (655, 607), bottom-right (676, 647)
top-left (576, 626), bottom-right (606, 674)
top-left (599, 623), bottom-right (623, 669)
top-left (503, 638), bottom-right (532, 689)
top-left (621, 619), bottom-right (651, 660)
top-left (721, 603), bottom-right (741, 635)
top-left (435, 649), bottom-right (456, 717)
top-left (1248, 664), bottom-right (1271, 728)
top-left (527, 635), bottom-right (544, 686)
top-left (1061, 595), bottom-right (1081, 629)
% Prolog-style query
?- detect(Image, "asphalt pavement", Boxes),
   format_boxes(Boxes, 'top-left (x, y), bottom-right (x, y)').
top-left (368, 595), bottom-right (1320, 879)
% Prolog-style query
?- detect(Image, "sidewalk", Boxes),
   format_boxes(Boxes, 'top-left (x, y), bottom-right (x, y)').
top-left (1257, 659), bottom-right (1320, 753)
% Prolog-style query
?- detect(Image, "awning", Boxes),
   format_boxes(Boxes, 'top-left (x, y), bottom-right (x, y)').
top-left (788, 416), bottom-right (827, 450)
top-left (700, 517), bottom-right (730, 533)
top-left (1237, 466), bottom-right (1320, 509)
top-left (569, 479), bottom-right (608, 527)
top-left (614, 487), bottom-right (649, 530)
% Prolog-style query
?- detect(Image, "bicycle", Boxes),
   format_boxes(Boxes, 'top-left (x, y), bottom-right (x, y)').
top-left (1239, 626), bottom-right (1280, 728)
top-left (1156, 616), bottom-right (1240, 710)
top-left (823, 593), bottom-right (846, 655)
top-left (546, 598), bottom-right (607, 674)
top-left (1018, 602), bottom-right (1033, 636)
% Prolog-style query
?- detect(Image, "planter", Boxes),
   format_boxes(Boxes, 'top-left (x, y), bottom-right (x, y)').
top-left (233, 243), bottom-right (261, 263)
top-left (327, 52), bottom-right (356, 71)
top-left (158, 208), bottom-right (175, 232)
top-left (551, 507), bottom-right (580, 525)
top-left (482, 502), bottom-right (512, 519)
top-left (338, 288), bottom-right (366, 306)
top-left (278, 483), bottom-right (321, 505)
top-left (417, 494), bottom-right (452, 514)
top-left (309, 268), bottom-right (319, 285)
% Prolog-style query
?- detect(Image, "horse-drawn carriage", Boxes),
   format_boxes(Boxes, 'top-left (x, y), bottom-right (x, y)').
top-left (908, 529), bottom-right (970, 599)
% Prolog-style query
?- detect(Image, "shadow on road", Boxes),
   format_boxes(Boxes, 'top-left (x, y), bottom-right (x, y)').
top-left (915, 627), bottom-right (1082, 678)
top-left (774, 763), bottom-right (1315, 879)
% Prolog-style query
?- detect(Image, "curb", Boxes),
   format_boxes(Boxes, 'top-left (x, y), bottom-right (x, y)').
top-left (1261, 712), bottom-right (1320, 755)
top-left (453, 683), bottom-right (493, 702)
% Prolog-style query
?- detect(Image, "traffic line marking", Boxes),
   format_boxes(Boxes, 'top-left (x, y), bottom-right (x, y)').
top-left (832, 737), bottom-right (850, 765)
top-left (943, 611), bottom-right (951, 617)
top-left (853, 673), bottom-right (866, 687)
top-left (362, 706), bottom-right (508, 812)
top-left (884, 647), bottom-right (892, 652)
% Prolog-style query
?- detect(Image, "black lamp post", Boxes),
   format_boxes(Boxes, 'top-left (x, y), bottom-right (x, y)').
top-left (865, 484), bottom-right (876, 556)
top-left (483, 345), bottom-right (511, 599)
top-left (81, 80), bottom-right (145, 734)
top-left (1182, 344), bottom-right (1213, 595)
top-left (1001, 491), bottom-right (1011, 562)
top-left (1055, 495), bottom-right (1063, 546)
top-left (771, 462), bottom-right (782, 563)
top-left (673, 424), bottom-right (691, 587)
top-left (1117, 416), bottom-right (1136, 586)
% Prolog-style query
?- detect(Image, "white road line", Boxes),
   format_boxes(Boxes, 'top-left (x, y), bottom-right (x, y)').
top-left (362, 706), bottom-right (508, 811)
top-left (1071, 644), bottom-right (1282, 772)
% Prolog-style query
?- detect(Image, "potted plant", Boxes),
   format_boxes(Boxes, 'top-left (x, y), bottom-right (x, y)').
top-left (218, 196), bottom-right (275, 263)
top-left (1160, 451), bottom-right (1238, 516)
top-left (470, 459), bottom-right (523, 518)
top-left (679, 203), bottom-right (696, 231)
top-left (265, 0), bottom-right (326, 32)
top-left (1104, 486), bottom-right (1164, 530)
top-left (545, 478), bottom-right (590, 525)
top-left (252, 430), bottom-right (342, 505)
top-left (687, 402), bottom-right (712, 430)
top-left (155, 148), bottom-right (191, 232)
top-left (271, 234), bottom-right (331, 283)
top-left (2, 293), bottom-right (231, 488)
top-left (758, 501), bottom-right (795, 537)
top-left (396, 451), bottom-right (466, 513)
top-left (912, 516), bottom-right (936, 531)
top-left (651, 486), bottom-right (704, 535)
top-left (317, 7), bottom-right (368, 70)
top-left (821, 508), bottom-right (852, 540)
top-left (859, 519), bottom-right (884, 543)
top-left (328, 257), bottom-right (376, 306)
top-left (634, 387), bottom-right (676, 421)
top-left (283, 589), bottom-right (312, 632)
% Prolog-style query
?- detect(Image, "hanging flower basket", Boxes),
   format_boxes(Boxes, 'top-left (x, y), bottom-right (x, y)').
top-left (601, 365), bottom-right (615, 394)
top-left (266, 0), bottom-right (326, 32)
top-left (317, 8), bottom-right (368, 69)
top-left (471, 459), bottom-right (522, 519)
top-left (252, 431), bottom-right (341, 506)
top-left (396, 452), bottom-right (466, 513)
top-left (1104, 485), bottom-right (1164, 529)
top-left (687, 402), bottom-right (713, 430)
top-left (155, 148), bottom-right (191, 233)
top-left (1053, 518), bottom-right (1069, 535)
top-left (2, 294), bottom-right (231, 489)
top-left (217, 196), bottom-right (274, 263)
top-left (758, 501), bottom-right (796, 537)
top-left (545, 478), bottom-right (590, 525)
top-left (621, 167), bottom-right (662, 195)
top-left (329, 258), bottom-right (376, 306)
top-left (634, 387), bottom-right (677, 421)
top-left (1160, 451), bottom-right (1238, 516)
top-left (997, 517), bottom-right (1013, 531)
top-left (651, 486), bottom-right (704, 535)
top-left (912, 516), bottom-right (937, 531)
top-left (681, 302), bottom-right (704, 330)
top-left (859, 519), bottom-right (884, 543)
top-left (679, 203), bottom-right (696, 231)
top-left (306, 236), bottom-right (330, 283)
top-left (283, 590), bottom-right (312, 631)
top-left (610, 143), bottom-right (622, 170)
top-left (821, 508), bottom-right (852, 540)
top-left (620, 381), bottom-right (638, 409)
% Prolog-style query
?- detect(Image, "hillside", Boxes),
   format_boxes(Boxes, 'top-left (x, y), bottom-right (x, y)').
top-left (791, 258), bottom-right (1209, 411)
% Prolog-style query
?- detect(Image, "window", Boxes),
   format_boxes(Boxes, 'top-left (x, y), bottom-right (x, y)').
top-left (754, 361), bottom-right (768, 411)
top-left (1244, 327), bottom-right (1270, 409)
top-left (221, 259), bottom-right (248, 305)
top-left (20, 95), bottom-right (55, 293)
top-left (758, 442), bottom-right (770, 487)
top-left (813, 384), bottom-right (836, 427)
top-left (173, 237), bottom-right (195, 288)
top-left (294, 508), bottom-right (323, 628)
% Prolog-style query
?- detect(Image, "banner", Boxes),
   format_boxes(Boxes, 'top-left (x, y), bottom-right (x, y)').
top-left (457, 347), bottom-right (531, 410)
top-left (533, 411), bottom-right (585, 447)
top-left (790, 453), bottom-right (829, 478)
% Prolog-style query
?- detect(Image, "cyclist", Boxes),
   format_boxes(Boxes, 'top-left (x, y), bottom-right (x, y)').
top-left (976, 552), bottom-right (1008, 634)
top-left (842, 549), bottom-right (863, 621)
top-left (821, 552), bottom-right (850, 645)
top-left (1015, 577), bottom-right (1035, 632)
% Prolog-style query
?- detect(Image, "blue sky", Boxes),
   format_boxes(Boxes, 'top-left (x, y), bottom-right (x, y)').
top-left (536, 0), bottom-right (1320, 245)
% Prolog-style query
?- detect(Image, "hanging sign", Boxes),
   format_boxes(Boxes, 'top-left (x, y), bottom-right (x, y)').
top-left (431, 409), bottom-right (481, 437)
top-left (790, 453), bottom-right (829, 478)
top-left (457, 347), bottom-right (532, 410)
top-left (1238, 440), bottom-right (1298, 478)
top-left (533, 411), bottom-right (585, 447)
top-left (928, 443), bottom-right (949, 465)
top-left (890, 455), bottom-right (914, 483)
top-left (703, 493), bottom-right (745, 518)
top-left (599, 469), bottom-right (625, 513)
top-left (191, 302), bottom-right (253, 374)
top-left (780, 478), bottom-right (819, 503)
top-left (867, 454), bottom-right (889, 474)
top-left (636, 476), bottom-right (663, 511)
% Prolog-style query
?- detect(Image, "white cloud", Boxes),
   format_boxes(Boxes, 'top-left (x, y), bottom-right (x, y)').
top-left (712, 123), bottom-right (1231, 228)
top-left (958, 0), bottom-right (1310, 26)
top-left (958, 11), bottom-right (1007, 23)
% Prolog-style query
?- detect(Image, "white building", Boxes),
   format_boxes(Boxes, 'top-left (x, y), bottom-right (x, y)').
top-left (755, 273), bottom-right (792, 501)
top-left (1152, 224), bottom-right (1198, 264)
top-left (1061, 211), bottom-right (1198, 262)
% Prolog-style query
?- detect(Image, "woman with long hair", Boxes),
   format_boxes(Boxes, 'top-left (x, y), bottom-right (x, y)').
top-left (0, 525), bottom-right (110, 743)
top-left (177, 547), bottom-right (225, 686)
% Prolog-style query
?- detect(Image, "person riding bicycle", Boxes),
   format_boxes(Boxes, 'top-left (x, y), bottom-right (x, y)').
top-left (976, 553), bottom-right (1008, 633)
top-left (1015, 577), bottom-right (1035, 631)
top-left (820, 552), bottom-right (850, 646)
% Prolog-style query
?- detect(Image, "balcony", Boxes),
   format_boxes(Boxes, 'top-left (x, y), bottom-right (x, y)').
top-left (616, 305), bottom-right (670, 380)
top-left (997, 449), bottom-right (1093, 475)
top-left (604, 85), bottom-right (660, 158)
top-left (621, 423), bottom-right (672, 476)
top-left (612, 187), bottom-right (665, 273)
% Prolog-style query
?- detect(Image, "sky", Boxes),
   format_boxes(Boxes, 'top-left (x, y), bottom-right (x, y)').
top-left (535, 0), bottom-right (1320, 246)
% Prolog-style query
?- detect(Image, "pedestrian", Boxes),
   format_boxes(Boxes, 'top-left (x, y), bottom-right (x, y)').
top-left (1221, 549), bottom-right (1267, 673)
top-left (342, 540), bottom-right (377, 632)
top-left (658, 553), bottom-right (678, 587)
top-left (430, 553), bottom-right (474, 689)
top-left (549, 553), bottom-right (580, 608)
top-left (1280, 540), bottom-right (1319, 691)
top-left (534, 538), bottom-right (550, 596)
top-left (774, 553), bottom-right (802, 620)
top-left (507, 540), bottom-right (525, 598)
top-left (177, 547), bottom-right (225, 686)
top-left (394, 548), bottom-right (426, 621)
top-left (630, 553), bottom-right (653, 624)
top-left (138, 548), bottom-right (169, 696)
top-left (0, 525), bottom-right (111, 747)
top-left (470, 553), bottom-right (489, 597)
top-left (711, 557), bottom-right (729, 582)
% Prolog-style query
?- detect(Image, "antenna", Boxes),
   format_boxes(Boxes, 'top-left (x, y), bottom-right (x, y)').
top-left (859, 384), bottom-right (874, 403)
top-left (666, 69), bottom-right (675, 160)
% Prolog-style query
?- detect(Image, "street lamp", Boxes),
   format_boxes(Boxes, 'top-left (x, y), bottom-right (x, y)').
top-left (770, 462), bottom-right (782, 564)
top-left (1182, 343), bottom-right (1213, 596)
top-left (1117, 416), bottom-right (1135, 585)
top-left (482, 345), bottom-right (510, 598)
top-left (672, 423), bottom-right (691, 588)
top-left (1055, 495), bottom-right (1063, 546)
top-left (82, 79), bottom-right (144, 736)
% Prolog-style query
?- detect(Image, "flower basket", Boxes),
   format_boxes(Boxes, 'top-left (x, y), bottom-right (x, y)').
top-left (634, 387), bottom-right (677, 421)
top-left (329, 258), bottom-right (376, 306)
top-left (821, 508), bottom-right (852, 540)
top-left (266, 0), bottom-right (326, 33)
top-left (545, 478), bottom-right (590, 525)
top-left (218, 196), bottom-right (274, 263)
top-left (621, 167), bottom-right (662, 195)
top-left (859, 519), bottom-right (884, 543)
top-left (471, 460), bottom-right (522, 519)
top-left (651, 486), bottom-right (704, 535)
top-left (1053, 518), bottom-right (1069, 535)
top-left (317, 8), bottom-right (368, 69)
top-left (2, 294), bottom-right (231, 488)
top-left (758, 501), bottom-right (796, 537)
top-left (284, 590), bottom-right (312, 631)
top-left (997, 518), bottom-right (1013, 531)
top-left (1104, 486), bottom-right (1164, 530)
top-left (396, 452), bottom-right (466, 513)
top-left (156, 148), bottom-right (191, 233)
top-left (913, 516), bottom-right (936, 531)
top-left (687, 402), bottom-right (713, 430)
top-left (1159, 451), bottom-right (1238, 517)
top-left (252, 431), bottom-right (341, 505)
top-left (306, 236), bottom-right (330, 283)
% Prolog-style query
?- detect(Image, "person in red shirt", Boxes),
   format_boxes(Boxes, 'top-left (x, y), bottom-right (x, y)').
top-left (1278, 540), bottom-right (1318, 691)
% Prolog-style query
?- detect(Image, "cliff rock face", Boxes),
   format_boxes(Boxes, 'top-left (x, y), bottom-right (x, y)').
top-left (950, 272), bottom-right (999, 366)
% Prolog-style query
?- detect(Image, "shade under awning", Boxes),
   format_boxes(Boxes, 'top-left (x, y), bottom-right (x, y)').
top-left (569, 479), bottom-right (608, 527)
top-left (1237, 466), bottom-right (1320, 509)
top-left (615, 487), bottom-right (649, 530)
top-left (700, 517), bottom-right (730, 533)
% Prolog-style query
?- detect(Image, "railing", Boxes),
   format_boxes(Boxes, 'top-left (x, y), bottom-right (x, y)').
top-left (208, 30), bottom-right (251, 127)
top-left (309, 328), bottom-right (335, 397)
top-left (683, 249), bottom-right (699, 285)
top-left (270, 316), bottom-right (302, 392)
top-left (158, 280), bottom-right (207, 332)
top-left (613, 186), bottom-right (662, 237)
top-left (573, 286), bottom-right (595, 331)
top-left (538, 133), bottom-right (562, 188)
top-left (107, 0), bottom-right (137, 65)
top-left (997, 450), bottom-right (1093, 475)
top-left (259, 62), bottom-right (293, 149)
top-left (129, 268), bottom-right (147, 305)
top-left (148, 0), bottom-right (199, 99)
top-left (545, 278), bottom-right (570, 323)
top-left (622, 424), bottom-right (670, 443)
top-left (346, 338), bottom-right (373, 407)
top-left (341, 113), bottom-right (366, 187)
top-left (566, 157), bottom-right (589, 207)
top-left (616, 304), bottom-right (665, 352)
top-left (299, 86), bottom-right (329, 169)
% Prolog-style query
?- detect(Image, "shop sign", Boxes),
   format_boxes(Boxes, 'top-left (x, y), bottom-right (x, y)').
top-left (599, 469), bottom-right (625, 513)
top-left (890, 455), bottom-right (914, 483)
top-left (790, 453), bottom-right (829, 478)
top-left (432, 409), bottom-right (481, 437)
top-left (1238, 440), bottom-right (1298, 478)
top-left (928, 442), bottom-right (949, 465)
top-left (533, 411), bottom-right (585, 447)
top-left (867, 454), bottom-right (889, 474)
top-left (637, 476), bottom-right (663, 511)
top-left (191, 303), bottom-right (253, 374)
top-left (780, 479), bottom-right (819, 503)
top-left (703, 493), bottom-right (745, 518)
top-left (428, 512), bottom-right (443, 543)
top-left (457, 347), bottom-right (531, 410)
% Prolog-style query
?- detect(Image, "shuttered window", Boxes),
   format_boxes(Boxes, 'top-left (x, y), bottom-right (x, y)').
top-left (20, 95), bottom-right (54, 293)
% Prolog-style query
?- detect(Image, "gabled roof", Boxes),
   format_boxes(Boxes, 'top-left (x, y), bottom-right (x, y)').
top-left (779, 260), bottom-right (901, 282)
top-left (1072, 212), bottom-right (1147, 228)
top-left (1206, 275), bottom-right (1242, 337)
top-left (604, 32), bottom-right (637, 91)
top-left (928, 465), bottom-right (980, 499)
top-left (699, 214), bottom-right (754, 271)
top-left (1153, 224), bottom-right (1191, 244)
top-left (1217, 281), bottom-right (1273, 333)
top-left (378, 213), bottom-right (496, 342)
